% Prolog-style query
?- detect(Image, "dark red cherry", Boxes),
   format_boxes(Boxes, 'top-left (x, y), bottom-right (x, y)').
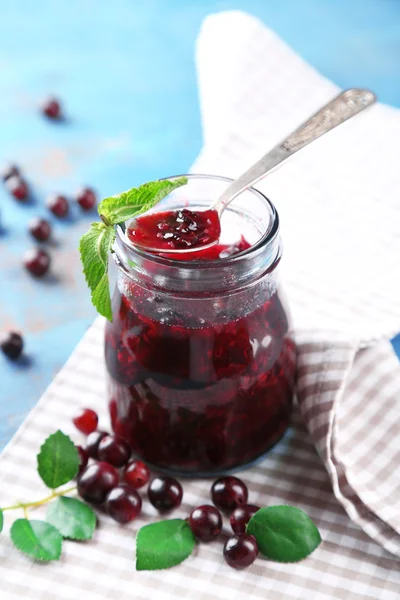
top-left (223, 534), bottom-right (258, 569)
top-left (189, 505), bottom-right (222, 542)
top-left (211, 476), bottom-right (248, 512)
top-left (41, 97), bottom-right (62, 119)
top-left (76, 187), bottom-right (96, 211)
top-left (28, 218), bottom-right (51, 242)
top-left (0, 331), bottom-right (23, 360)
top-left (230, 504), bottom-right (260, 535)
top-left (148, 476), bottom-right (183, 512)
top-left (77, 461), bottom-right (119, 504)
top-left (123, 460), bottom-right (150, 489)
top-left (105, 484), bottom-right (142, 523)
top-left (23, 248), bottom-right (50, 277)
top-left (97, 434), bottom-right (131, 468)
top-left (85, 430), bottom-right (107, 459)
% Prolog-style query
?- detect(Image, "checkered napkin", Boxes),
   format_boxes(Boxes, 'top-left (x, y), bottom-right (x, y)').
top-left (1, 10), bottom-right (400, 600)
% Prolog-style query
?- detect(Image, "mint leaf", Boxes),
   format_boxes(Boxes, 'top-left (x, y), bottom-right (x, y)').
top-left (11, 519), bottom-right (62, 561)
top-left (46, 497), bottom-right (96, 541)
top-left (79, 222), bottom-right (115, 320)
top-left (0, 509), bottom-right (3, 533)
top-left (136, 518), bottom-right (196, 571)
top-left (247, 506), bottom-right (321, 562)
top-left (98, 177), bottom-right (188, 225)
top-left (37, 430), bottom-right (80, 489)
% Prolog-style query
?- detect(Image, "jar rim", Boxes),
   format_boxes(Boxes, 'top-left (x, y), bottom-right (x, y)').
top-left (115, 173), bottom-right (280, 270)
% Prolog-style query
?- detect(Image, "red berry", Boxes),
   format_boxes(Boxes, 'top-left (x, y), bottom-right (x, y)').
top-left (41, 97), bottom-right (62, 119)
top-left (148, 476), bottom-right (183, 512)
top-left (0, 331), bottom-right (23, 360)
top-left (2, 164), bottom-right (20, 181)
top-left (189, 505), bottom-right (222, 542)
top-left (77, 461), bottom-right (119, 504)
top-left (123, 460), bottom-right (150, 489)
top-left (28, 217), bottom-right (51, 242)
top-left (46, 194), bottom-right (69, 218)
top-left (76, 187), bottom-right (96, 211)
top-left (97, 434), bottom-right (131, 467)
top-left (23, 248), bottom-right (50, 277)
top-left (105, 484), bottom-right (142, 523)
top-left (76, 445), bottom-right (89, 476)
top-left (211, 476), bottom-right (248, 512)
top-left (230, 504), bottom-right (260, 535)
top-left (85, 430), bottom-right (107, 459)
top-left (223, 534), bottom-right (258, 569)
top-left (73, 408), bottom-right (99, 435)
top-left (6, 176), bottom-right (28, 200)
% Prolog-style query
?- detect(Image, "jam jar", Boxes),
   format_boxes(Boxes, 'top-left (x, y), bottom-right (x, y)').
top-left (105, 174), bottom-right (296, 475)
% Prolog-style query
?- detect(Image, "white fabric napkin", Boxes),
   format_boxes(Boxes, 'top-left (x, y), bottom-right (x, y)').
top-left (192, 10), bottom-right (400, 557)
top-left (0, 11), bottom-right (400, 600)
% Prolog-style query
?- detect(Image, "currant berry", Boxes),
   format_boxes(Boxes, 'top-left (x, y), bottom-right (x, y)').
top-left (223, 534), bottom-right (258, 569)
top-left (41, 97), bottom-right (62, 119)
top-left (28, 218), bottom-right (51, 242)
top-left (189, 505), bottom-right (222, 542)
top-left (105, 484), bottom-right (142, 523)
top-left (123, 460), bottom-right (150, 489)
top-left (76, 187), bottom-right (96, 210)
top-left (85, 430), bottom-right (107, 459)
top-left (0, 331), bottom-right (23, 360)
top-left (76, 445), bottom-right (89, 476)
top-left (23, 248), bottom-right (51, 277)
top-left (77, 461), bottom-right (118, 504)
top-left (2, 164), bottom-right (20, 181)
top-left (211, 476), bottom-right (248, 512)
top-left (46, 194), bottom-right (69, 218)
top-left (148, 476), bottom-right (183, 512)
top-left (230, 504), bottom-right (260, 535)
top-left (73, 408), bottom-right (99, 435)
top-left (6, 175), bottom-right (28, 200)
top-left (97, 434), bottom-right (131, 467)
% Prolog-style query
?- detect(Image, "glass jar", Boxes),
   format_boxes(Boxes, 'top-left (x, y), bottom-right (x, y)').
top-left (105, 174), bottom-right (296, 476)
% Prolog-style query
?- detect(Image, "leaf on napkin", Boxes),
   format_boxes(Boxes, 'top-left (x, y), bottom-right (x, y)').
top-left (10, 519), bottom-right (62, 561)
top-left (37, 430), bottom-right (80, 489)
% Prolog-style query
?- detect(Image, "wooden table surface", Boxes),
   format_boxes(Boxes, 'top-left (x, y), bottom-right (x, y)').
top-left (1, 0), bottom-right (400, 449)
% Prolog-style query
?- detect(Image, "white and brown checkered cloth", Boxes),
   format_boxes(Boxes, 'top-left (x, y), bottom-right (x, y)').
top-left (0, 11), bottom-right (399, 600)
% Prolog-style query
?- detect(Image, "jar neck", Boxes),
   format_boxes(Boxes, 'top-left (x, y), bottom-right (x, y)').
top-left (112, 174), bottom-right (281, 295)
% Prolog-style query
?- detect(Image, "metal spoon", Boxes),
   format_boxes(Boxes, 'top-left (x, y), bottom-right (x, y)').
top-left (133, 88), bottom-right (376, 254)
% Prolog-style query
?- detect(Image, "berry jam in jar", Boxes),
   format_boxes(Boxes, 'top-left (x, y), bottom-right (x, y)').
top-left (105, 175), bottom-right (296, 475)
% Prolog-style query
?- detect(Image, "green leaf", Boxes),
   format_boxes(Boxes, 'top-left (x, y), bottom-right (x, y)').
top-left (136, 518), bottom-right (196, 571)
top-left (0, 509), bottom-right (3, 533)
top-left (79, 222), bottom-right (115, 320)
top-left (46, 496), bottom-right (96, 541)
top-left (10, 519), bottom-right (62, 561)
top-left (247, 506), bottom-right (321, 562)
top-left (98, 177), bottom-right (188, 225)
top-left (37, 430), bottom-right (80, 489)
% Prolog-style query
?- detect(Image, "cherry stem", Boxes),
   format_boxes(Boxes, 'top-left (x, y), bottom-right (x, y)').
top-left (1, 485), bottom-right (77, 513)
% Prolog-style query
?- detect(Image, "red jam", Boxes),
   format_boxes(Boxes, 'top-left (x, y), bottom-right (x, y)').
top-left (105, 238), bottom-right (295, 474)
top-left (128, 208), bottom-right (221, 251)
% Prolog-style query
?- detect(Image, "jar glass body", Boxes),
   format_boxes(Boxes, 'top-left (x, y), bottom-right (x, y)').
top-left (104, 175), bottom-right (296, 476)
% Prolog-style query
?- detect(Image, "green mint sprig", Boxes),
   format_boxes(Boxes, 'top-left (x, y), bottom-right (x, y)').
top-left (0, 430), bottom-right (96, 561)
top-left (79, 177), bottom-right (188, 320)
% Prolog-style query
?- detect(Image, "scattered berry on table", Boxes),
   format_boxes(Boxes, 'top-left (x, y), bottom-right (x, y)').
top-left (223, 534), bottom-right (259, 569)
top-left (97, 434), bottom-right (131, 467)
top-left (2, 164), bottom-right (20, 181)
top-left (23, 248), bottom-right (50, 277)
top-left (148, 476), bottom-right (183, 512)
top-left (41, 97), bottom-right (62, 120)
top-left (73, 408), bottom-right (99, 435)
top-left (211, 476), bottom-right (248, 512)
top-left (85, 430), bottom-right (108, 459)
top-left (230, 504), bottom-right (260, 535)
top-left (189, 504), bottom-right (222, 542)
top-left (76, 445), bottom-right (89, 476)
top-left (6, 176), bottom-right (29, 201)
top-left (123, 459), bottom-right (150, 489)
top-left (0, 331), bottom-right (23, 360)
top-left (105, 484), bottom-right (142, 523)
top-left (77, 461), bottom-right (119, 504)
top-left (76, 187), bottom-right (96, 211)
top-left (28, 217), bottom-right (51, 242)
top-left (46, 194), bottom-right (69, 218)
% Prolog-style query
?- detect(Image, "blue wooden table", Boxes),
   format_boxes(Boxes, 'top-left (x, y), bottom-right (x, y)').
top-left (1, 0), bottom-right (400, 450)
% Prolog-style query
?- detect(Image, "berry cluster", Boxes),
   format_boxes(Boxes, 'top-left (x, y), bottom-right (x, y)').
top-left (0, 96), bottom-right (98, 362)
top-left (73, 408), bottom-right (260, 569)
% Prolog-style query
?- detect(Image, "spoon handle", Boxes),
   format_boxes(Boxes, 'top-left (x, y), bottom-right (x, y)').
top-left (212, 88), bottom-right (376, 211)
